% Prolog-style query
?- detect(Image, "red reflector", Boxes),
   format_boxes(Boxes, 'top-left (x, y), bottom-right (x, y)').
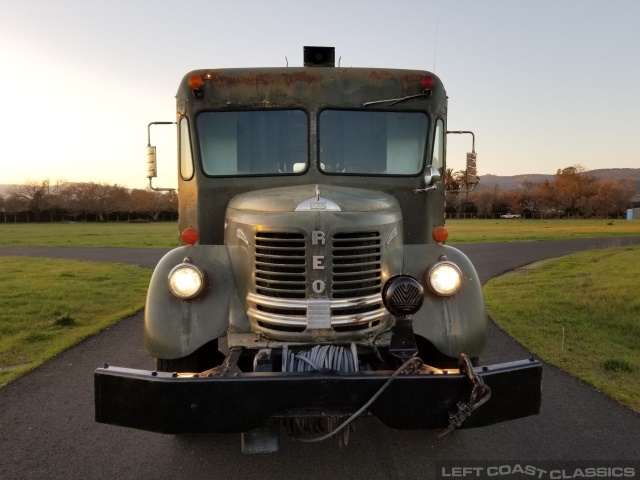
top-left (182, 227), bottom-right (199, 245)
top-left (421, 75), bottom-right (435, 90)
top-left (433, 226), bottom-right (448, 243)
top-left (188, 75), bottom-right (203, 89)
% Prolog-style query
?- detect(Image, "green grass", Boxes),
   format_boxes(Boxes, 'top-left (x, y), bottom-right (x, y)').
top-left (0, 257), bottom-right (151, 386)
top-left (1, 219), bottom-right (638, 248)
top-left (446, 219), bottom-right (640, 243)
top-left (0, 222), bottom-right (178, 247)
top-left (484, 245), bottom-right (640, 412)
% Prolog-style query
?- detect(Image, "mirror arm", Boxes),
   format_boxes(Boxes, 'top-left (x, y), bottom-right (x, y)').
top-left (413, 185), bottom-right (438, 193)
top-left (446, 130), bottom-right (475, 153)
top-left (148, 178), bottom-right (175, 192)
top-left (148, 121), bottom-right (176, 146)
top-left (448, 184), bottom-right (478, 194)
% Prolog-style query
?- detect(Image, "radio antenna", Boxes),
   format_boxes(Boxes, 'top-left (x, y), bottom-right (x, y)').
top-left (433, 18), bottom-right (439, 72)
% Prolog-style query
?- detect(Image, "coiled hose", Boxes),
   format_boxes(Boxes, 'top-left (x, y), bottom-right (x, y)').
top-left (282, 344), bottom-right (359, 373)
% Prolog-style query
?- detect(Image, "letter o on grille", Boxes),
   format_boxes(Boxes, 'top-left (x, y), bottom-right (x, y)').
top-left (312, 280), bottom-right (326, 293)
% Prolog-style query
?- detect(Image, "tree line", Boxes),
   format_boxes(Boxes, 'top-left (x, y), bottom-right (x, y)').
top-left (0, 180), bottom-right (177, 222)
top-left (446, 166), bottom-right (636, 218)
top-left (2, 166), bottom-right (636, 222)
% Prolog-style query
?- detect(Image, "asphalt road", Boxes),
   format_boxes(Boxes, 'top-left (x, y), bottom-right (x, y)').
top-left (1, 237), bottom-right (639, 480)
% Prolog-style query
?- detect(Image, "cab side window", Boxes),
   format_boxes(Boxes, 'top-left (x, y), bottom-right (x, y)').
top-left (180, 117), bottom-right (194, 180)
top-left (432, 118), bottom-right (445, 174)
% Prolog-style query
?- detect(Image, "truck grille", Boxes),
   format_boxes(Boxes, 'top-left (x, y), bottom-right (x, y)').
top-left (332, 232), bottom-right (381, 299)
top-left (255, 232), bottom-right (306, 299)
top-left (249, 230), bottom-right (387, 335)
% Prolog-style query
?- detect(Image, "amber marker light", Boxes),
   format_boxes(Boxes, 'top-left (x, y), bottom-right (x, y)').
top-left (433, 226), bottom-right (449, 243)
top-left (182, 227), bottom-right (199, 245)
top-left (188, 74), bottom-right (203, 89)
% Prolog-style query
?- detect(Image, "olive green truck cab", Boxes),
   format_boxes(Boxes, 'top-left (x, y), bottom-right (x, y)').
top-left (95, 47), bottom-right (541, 452)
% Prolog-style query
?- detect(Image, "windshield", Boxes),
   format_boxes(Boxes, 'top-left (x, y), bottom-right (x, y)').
top-left (319, 110), bottom-right (428, 175)
top-left (198, 110), bottom-right (308, 176)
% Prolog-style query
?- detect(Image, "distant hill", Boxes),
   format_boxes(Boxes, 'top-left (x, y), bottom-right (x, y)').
top-left (477, 168), bottom-right (640, 192)
top-left (477, 174), bottom-right (553, 191)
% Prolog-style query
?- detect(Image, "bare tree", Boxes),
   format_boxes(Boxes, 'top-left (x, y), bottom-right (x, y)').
top-left (11, 180), bottom-right (51, 221)
top-left (130, 189), bottom-right (174, 220)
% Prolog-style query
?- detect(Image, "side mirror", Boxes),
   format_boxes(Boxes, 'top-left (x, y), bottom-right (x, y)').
top-left (424, 165), bottom-right (442, 187)
top-left (146, 121), bottom-right (176, 192)
top-left (414, 165), bottom-right (441, 193)
top-left (466, 152), bottom-right (478, 185)
top-left (147, 146), bottom-right (157, 179)
top-left (446, 130), bottom-right (478, 192)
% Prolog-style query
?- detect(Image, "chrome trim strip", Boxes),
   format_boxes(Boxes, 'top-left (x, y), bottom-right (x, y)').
top-left (248, 307), bottom-right (386, 327)
top-left (247, 293), bottom-right (387, 328)
top-left (295, 196), bottom-right (341, 212)
top-left (247, 293), bottom-right (381, 309)
top-left (236, 229), bottom-right (250, 245)
top-left (249, 309), bottom-right (307, 326)
top-left (331, 310), bottom-right (387, 325)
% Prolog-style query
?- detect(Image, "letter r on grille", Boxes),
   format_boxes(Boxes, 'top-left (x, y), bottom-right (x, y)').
top-left (312, 231), bottom-right (326, 245)
top-left (307, 299), bottom-right (331, 329)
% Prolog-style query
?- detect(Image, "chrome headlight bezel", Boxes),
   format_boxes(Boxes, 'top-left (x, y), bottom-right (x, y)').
top-left (427, 261), bottom-right (463, 296)
top-left (167, 263), bottom-right (205, 300)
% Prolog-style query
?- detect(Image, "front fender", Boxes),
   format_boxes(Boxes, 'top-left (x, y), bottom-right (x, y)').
top-left (144, 245), bottom-right (244, 359)
top-left (404, 245), bottom-right (487, 358)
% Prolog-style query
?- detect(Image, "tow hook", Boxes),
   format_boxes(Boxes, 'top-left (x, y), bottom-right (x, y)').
top-left (439, 353), bottom-right (492, 437)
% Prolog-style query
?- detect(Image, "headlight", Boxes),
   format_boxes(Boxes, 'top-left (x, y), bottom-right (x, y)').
top-left (168, 263), bottom-right (204, 299)
top-left (427, 261), bottom-right (462, 296)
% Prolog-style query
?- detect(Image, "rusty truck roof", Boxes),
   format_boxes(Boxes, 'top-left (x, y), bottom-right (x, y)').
top-left (176, 67), bottom-right (446, 112)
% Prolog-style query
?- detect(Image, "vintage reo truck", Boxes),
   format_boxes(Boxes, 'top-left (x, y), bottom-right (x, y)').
top-left (94, 47), bottom-right (541, 452)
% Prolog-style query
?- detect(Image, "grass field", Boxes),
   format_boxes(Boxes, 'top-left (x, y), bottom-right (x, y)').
top-left (445, 218), bottom-right (640, 243)
top-left (1, 219), bottom-right (638, 248)
top-left (484, 245), bottom-right (640, 412)
top-left (0, 257), bottom-right (151, 386)
top-left (0, 222), bottom-right (179, 248)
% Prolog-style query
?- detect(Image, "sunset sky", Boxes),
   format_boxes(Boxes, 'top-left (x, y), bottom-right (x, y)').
top-left (1, 0), bottom-right (639, 189)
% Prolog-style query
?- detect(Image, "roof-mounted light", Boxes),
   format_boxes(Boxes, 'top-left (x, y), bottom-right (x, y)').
top-left (188, 74), bottom-right (203, 89)
top-left (303, 46), bottom-right (335, 67)
top-left (421, 75), bottom-right (435, 90)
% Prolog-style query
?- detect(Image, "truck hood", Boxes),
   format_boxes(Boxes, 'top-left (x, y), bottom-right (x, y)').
top-left (227, 184), bottom-right (399, 213)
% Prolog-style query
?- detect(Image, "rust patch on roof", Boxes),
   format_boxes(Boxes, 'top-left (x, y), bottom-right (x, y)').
top-left (204, 71), bottom-right (323, 88)
top-left (367, 69), bottom-right (395, 80)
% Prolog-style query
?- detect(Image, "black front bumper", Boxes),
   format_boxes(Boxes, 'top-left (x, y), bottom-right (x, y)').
top-left (95, 358), bottom-right (541, 434)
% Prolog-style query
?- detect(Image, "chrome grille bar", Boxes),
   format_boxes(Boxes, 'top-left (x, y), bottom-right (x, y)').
top-left (255, 232), bottom-right (306, 299)
top-left (332, 231), bottom-right (382, 300)
top-left (247, 292), bottom-right (386, 328)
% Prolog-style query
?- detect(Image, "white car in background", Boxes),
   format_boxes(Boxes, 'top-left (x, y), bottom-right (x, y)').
top-left (501, 213), bottom-right (521, 219)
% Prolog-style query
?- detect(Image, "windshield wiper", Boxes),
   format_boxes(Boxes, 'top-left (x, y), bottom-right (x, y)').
top-left (362, 90), bottom-right (432, 107)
